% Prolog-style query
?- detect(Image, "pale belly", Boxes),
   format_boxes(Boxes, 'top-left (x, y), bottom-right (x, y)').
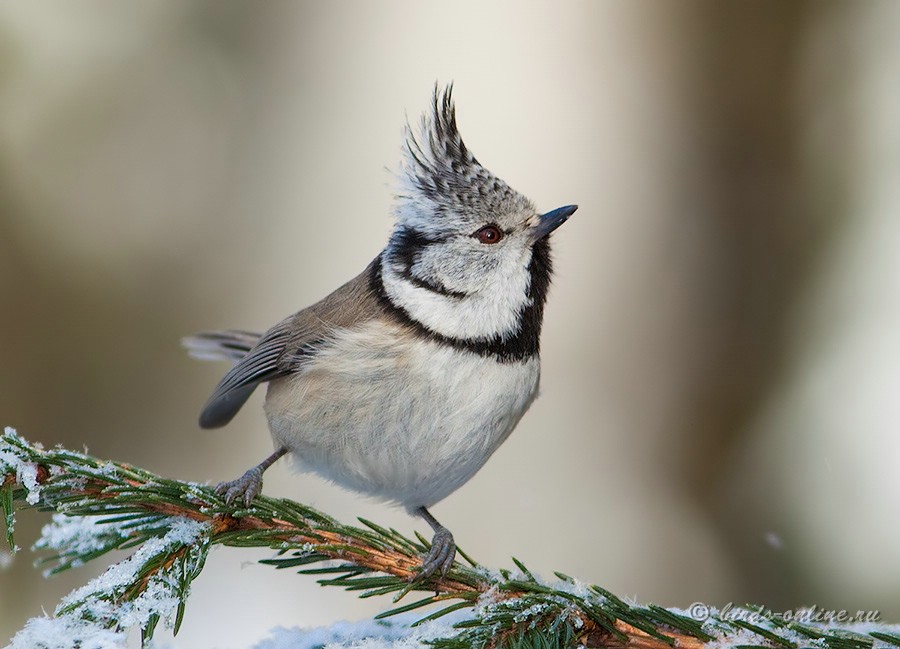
top-left (263, 321), bottom-right (541, 511)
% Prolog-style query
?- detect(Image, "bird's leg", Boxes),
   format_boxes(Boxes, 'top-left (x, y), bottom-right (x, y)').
top-left (215, 447), bottom-right (288, 507)
top-left (416, 506), bottom-right (456, 578)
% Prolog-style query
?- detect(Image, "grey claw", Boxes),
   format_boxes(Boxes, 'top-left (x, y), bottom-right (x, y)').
top-left (420, 527), bottom-right (456, 579)
top-left (215, 467), bottom-right (263, 506)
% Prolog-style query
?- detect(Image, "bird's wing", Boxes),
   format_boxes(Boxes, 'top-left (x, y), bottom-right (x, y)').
top-left (193, 258), bottom-right (383, 429)
top-left (182, 330), bottom-right (262, 363)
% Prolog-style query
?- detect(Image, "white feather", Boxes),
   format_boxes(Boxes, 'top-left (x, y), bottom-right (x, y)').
top-left (263, 320), bottom-right (540, 511)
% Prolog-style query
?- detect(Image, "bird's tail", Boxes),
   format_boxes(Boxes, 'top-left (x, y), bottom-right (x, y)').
top-left (181, 330), bottom-right (261, 364)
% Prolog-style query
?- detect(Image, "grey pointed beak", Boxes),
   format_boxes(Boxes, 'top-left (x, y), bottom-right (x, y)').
top-left (530, 204), bottom-right (578, 242)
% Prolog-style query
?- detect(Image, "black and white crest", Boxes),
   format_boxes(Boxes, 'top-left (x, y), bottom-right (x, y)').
top-left (394, 85), bottom-right (535, 235)
top-left (375, 84), bottom-right (561, 362)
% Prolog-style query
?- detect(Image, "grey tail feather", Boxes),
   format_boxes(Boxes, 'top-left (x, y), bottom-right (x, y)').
top-left (182, 330), bottom-right (262, 364)
top-left (198, 384), bottom-right (257, 429)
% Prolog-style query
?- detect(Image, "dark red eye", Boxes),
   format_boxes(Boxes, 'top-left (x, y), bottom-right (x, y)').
top-left (474, 225), bottom-right (503, 244)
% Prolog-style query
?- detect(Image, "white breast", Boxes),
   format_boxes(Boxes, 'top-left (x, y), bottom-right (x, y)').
top-left (263, 320), bottom-right (540, 511)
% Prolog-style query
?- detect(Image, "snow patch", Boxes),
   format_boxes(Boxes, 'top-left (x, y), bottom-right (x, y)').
top-left (35, 513), bottom-right (131, 572)
top-left (13, 516), bottom-right (211, 646)
top-left (252, 612), bottom-right (465, 649)
top-left (57, 517), bottom-right (208, 627)
top-left (7, 615), bottom-right (127, 649)
top-left (1, 427), bottom-right (44, 505)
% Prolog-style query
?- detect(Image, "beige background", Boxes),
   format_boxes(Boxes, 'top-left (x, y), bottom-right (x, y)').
top-left (2, 2), bottom-right (900, 647)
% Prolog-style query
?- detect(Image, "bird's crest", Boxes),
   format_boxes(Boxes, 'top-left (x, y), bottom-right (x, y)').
top-left (394, 84), bottom-right (533, 233)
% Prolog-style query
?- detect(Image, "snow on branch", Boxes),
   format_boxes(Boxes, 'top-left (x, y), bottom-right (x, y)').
top-left (2, 427), bottom-right (900, 649)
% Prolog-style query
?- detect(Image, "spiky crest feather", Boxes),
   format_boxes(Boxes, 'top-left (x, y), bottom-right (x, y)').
top-left (394, 84), bottom-right (534, 233)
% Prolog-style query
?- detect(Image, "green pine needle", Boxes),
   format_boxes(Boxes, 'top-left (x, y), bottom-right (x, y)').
top-left (2, 428), bottom-right (898, 649)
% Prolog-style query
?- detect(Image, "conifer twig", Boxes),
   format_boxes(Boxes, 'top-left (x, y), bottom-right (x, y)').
top-left (2, 427), bottom-right (898, 649)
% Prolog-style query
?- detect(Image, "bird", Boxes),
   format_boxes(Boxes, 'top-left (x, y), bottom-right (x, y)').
top-left (183, 85), bottom-right (576, 578)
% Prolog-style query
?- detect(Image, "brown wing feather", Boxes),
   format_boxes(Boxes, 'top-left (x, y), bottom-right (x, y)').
top-left (182, 330), bottom-right (262, 363)
top-left (194, 258), bottom-right (384, 429)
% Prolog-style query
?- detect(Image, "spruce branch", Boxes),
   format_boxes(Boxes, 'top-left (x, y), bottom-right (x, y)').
top-left (1, 427), bottom-right (898, 649)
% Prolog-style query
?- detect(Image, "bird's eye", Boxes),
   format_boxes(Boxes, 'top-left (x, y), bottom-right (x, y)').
top-left (474, 225), bottom-right (503, 244)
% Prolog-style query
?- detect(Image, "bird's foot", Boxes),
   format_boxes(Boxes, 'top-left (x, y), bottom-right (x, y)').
top-left (420, 527), bottom-right (456, 579)
top-left (215, 467), bottom-right (264, 507)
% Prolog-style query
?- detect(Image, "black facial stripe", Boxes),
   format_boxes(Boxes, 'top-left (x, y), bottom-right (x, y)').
top-left (389, 226), bottom-right (469, 299)
top-left (390, 226), bottom-right (446, 268)
top-left (403, 272), bottom-right (470, 299)
top-left (370, 239), bottom-right (553, 363)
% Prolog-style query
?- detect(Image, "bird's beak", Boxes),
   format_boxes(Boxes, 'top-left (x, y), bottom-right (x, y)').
top-left (530, 204), bottom-right (578, 242)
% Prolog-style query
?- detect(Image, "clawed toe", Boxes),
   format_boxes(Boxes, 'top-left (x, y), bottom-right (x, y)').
top-left (215, 467), bottom-right (263, 506)
top-left (420, 528), bottom-right (456, 579)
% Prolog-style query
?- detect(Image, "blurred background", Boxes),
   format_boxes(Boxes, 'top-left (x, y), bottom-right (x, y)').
top-left (2, 1), bottom-right (900, 647)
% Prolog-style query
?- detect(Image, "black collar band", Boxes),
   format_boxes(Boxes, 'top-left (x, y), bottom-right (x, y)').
top-left (370, 239), bottom-right (553, 363)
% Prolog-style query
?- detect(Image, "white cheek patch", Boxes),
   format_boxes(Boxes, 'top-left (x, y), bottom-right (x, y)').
top-left (382, 252), bottom-right (533, 341)
top-left (412, 240), bottom-right (502, 292)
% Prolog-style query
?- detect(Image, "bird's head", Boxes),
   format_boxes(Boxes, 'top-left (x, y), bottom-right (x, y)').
top-left (381, 85), bottom-right (576, 353)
